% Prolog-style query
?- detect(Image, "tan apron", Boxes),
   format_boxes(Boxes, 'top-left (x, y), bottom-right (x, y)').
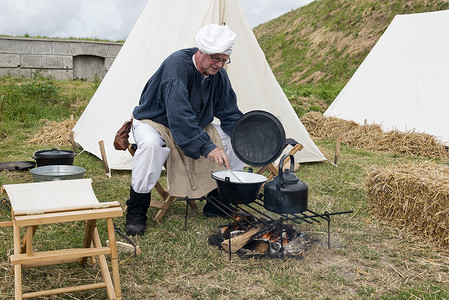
top-left (140, 119), bottom-right (225, 198)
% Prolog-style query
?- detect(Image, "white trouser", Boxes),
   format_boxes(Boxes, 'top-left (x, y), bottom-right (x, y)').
top-left (131, 119), bottom-right (244, 193)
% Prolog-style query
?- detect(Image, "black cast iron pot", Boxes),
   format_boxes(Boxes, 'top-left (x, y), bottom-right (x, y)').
top-left (32, 148), bottom-right (76, 167)
top-left (211, 170), bottom-right (267, 204)
top-left (263, 154), bottom-right (308, 214)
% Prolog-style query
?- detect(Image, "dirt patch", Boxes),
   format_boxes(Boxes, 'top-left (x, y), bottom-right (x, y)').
top-left (299, 71), bottom-right (328, 85)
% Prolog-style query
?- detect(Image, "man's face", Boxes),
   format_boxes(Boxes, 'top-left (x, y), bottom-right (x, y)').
top-left (198, 52), bottom-right (230, 76)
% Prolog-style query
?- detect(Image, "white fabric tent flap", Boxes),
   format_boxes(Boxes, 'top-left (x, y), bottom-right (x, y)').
top-left (73, 0), bottom-right (326, 170)
top-left (325, 10), bottom-right (449, 145)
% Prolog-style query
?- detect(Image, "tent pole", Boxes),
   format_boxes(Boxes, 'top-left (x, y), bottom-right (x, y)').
top-left (69, 131), bottom-right (77, 154)
top-left (334, 136), bottom-right (341, 165)
top-left (219, 0), bottom-right (229, 72)
top-left (98, 140), bottom-right (112, 178)
top-left (219, 0), bottom-right (225, 25)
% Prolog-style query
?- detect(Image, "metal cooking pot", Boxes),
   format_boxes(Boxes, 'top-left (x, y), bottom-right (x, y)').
top-left (263, 154), bottom-right (308, 214)
top-left (211, 170), bottom-right (267, 204)
top-left (33, 148), bottom-right (76, 167)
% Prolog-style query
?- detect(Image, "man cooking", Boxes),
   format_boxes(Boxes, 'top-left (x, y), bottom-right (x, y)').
top-left (126, 24), bottom-right (245, 236)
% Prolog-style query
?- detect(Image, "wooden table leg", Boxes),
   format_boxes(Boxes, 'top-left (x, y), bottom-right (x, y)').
top-left (107, 218), bottom-right (122, 300)
top-left (13, 221), bottom-right (23, 299)
top-left (81, 220), bottom-right (96, 266)
top-left (93, 227), bottom-right (116, 300)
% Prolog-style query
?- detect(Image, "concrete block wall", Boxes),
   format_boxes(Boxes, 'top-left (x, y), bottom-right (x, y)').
top-left (0, 37), bottom-right (122, 81)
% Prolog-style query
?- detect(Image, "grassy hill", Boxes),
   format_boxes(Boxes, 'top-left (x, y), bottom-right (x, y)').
top-left (254, 0), bottom-right (449, 115)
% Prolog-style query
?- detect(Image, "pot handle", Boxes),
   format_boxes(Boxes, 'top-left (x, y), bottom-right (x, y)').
top-left (278, 153), bottom-right (295, 180)
top-left (32, 148), bottom-right (60, 159)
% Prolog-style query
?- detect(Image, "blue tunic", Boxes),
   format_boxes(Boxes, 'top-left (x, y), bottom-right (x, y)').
top-left (133, 48), bottom-right (242, 159)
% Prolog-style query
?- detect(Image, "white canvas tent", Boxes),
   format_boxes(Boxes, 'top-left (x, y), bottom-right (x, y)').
top-left (73, 0), bottom-right (327, 170)
top-left (325, 10), bottom-right (449, 146)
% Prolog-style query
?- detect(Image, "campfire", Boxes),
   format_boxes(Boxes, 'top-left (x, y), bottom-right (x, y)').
top-left (208, 212), bottom-right (313, 259)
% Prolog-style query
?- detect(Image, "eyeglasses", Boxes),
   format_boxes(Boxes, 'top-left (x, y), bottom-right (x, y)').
top-left (210, 55), bottom-right (231, 65)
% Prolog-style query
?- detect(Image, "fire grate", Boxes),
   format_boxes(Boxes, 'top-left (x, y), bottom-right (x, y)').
top-left (180, 194), bottom-right (352, 260)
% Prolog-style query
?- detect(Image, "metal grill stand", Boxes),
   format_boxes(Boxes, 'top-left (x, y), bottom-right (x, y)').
top-left (180, 194), bottom-right (352, 258)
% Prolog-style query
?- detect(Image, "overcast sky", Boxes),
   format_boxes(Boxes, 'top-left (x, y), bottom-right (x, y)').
top-left (0, 0), bottom-right (315, 41)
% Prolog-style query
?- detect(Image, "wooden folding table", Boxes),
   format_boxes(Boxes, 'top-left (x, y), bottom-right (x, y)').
top-left (1, 178), bottom-right (123, 299)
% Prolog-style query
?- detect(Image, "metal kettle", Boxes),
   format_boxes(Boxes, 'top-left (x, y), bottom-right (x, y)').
top-left (263, 153), bottom-right (308, 214)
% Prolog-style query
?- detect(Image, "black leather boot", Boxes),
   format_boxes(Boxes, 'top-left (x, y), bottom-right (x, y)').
top-left (203, 188), bottom-right (235, 217)
top-left (125, 187), bottom-right (151, 236)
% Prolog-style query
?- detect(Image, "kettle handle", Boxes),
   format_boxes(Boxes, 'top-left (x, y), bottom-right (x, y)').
top-left (278, 153), bottom-right (295, 179)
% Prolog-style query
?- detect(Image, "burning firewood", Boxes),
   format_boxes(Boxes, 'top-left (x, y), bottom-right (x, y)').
top-left (246, 240), bottom-right (270, 252)
top-left (221, 224), bottom-right (276, 253)
top-left (208, 220), bottom-right (311, 258)
top-left (221, 226), bottom-right (265, 253)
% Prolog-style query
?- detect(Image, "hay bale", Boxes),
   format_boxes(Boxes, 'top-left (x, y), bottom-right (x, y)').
top-left (366, 162), bottom-right (449, 247)
top-left (300, 111), bottom-right (326, 137)
top-left (30, 118), bottom-right (77, 146)
top-left (300, 112), bottom-right (448, 159)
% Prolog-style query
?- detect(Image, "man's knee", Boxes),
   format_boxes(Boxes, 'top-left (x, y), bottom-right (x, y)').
top-left (137, 139), bottom-right (157, 151)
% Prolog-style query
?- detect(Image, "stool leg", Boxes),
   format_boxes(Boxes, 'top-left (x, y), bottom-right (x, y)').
top-left (13, 222), bottom-right (23, 299)
top-left (14, 265), bottom-right (22, 300)
top-left (20, 225), bottom-right (37, 254)
top-left (107, 218), bottom-right (122, 300)
top-left (93, 227), bottom-right (116, 300)
top-left (25, 226), bottom-right (34, 256)
top-left (256, 165), bottom-right (268, 175)
top-left (81, 220), bottom-right (96, 266)
top-left (187, 200), bottom-right (198, 210)
top-left (266, 164), bottom-right (279, 180)
top-left (154, 195), bottom-right (175, 222)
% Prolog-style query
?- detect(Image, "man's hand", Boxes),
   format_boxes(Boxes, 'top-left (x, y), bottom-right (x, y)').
top-left (207, 147), bottom-right (230, 169)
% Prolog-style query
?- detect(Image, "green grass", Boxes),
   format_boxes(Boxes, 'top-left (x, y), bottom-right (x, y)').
top-left (0, 73), bottom-right (98, 162)
top-left (0, 76), bottom-right (448, 299)
top-left (1, 33), bottom-right (124, 43)
top-left (1, 73), bottom-right (62, 127)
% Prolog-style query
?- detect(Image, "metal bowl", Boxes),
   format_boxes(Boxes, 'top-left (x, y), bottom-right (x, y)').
top-left (211, 170), bottom-right (267, 204)
top-left (30, 165), bottom-right (86, 182)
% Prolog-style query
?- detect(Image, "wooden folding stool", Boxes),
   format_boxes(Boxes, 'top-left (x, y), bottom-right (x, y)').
top-left (1, 178), bottom-right (123, 300)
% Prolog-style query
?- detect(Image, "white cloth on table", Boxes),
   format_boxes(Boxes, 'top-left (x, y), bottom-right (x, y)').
top-left (3, 178), bottom-right (99, 215)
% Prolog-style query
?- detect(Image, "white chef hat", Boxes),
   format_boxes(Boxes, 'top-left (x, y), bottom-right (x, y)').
top-left (195, 24), bottom-right (236, 55)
